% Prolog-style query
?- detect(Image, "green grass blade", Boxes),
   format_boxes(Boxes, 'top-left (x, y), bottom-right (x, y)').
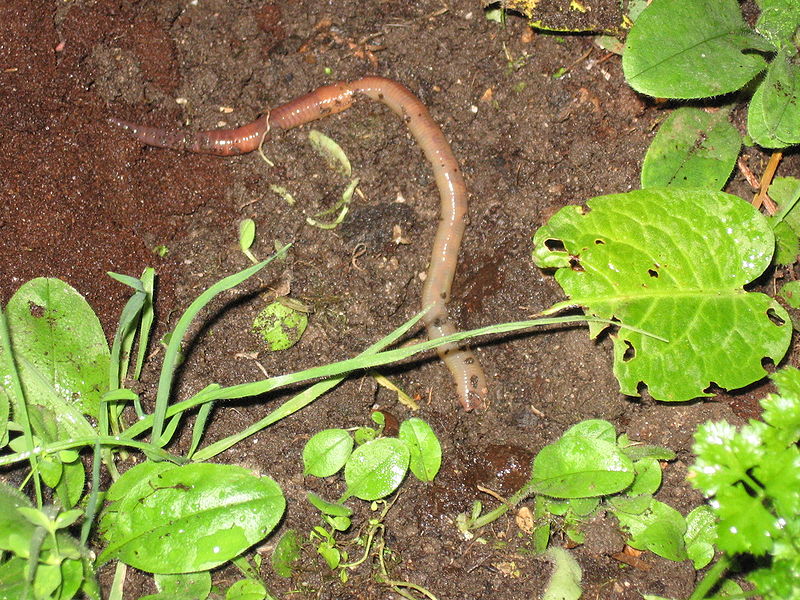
top-left (189, 310), bottom-right (416, 461)
top-left (133, 268), bottom-right (156, 380)
top-left (127, 315), bottom-right (607, 443)
top-left (187, 401), bottom-right (215, 459)
top-left (151, 244), bottom-right (290, 446)
top-left (0, 436), bottom-right (186, 468)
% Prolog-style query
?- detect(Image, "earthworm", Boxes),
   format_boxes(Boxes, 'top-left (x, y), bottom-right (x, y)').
top-left (109, 76), bottom-right (488, 410)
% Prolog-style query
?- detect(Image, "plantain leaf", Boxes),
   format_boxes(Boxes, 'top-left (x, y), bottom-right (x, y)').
top-left (98, 463), bottom-right (285, 573)
top-left (533, 188), bottom-right (791, 401)
top-left (0, 278), bottom-right (107, 439)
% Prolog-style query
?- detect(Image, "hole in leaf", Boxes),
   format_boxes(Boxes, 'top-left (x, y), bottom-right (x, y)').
top-left (622, 340), bottom-right (635, 362)
top-left (568, 257), bottom-right (584, 272)
top-left (27, 301), bottom-right (45, 318)
top-left (647, 269), bottom-right (659, 278)
top-left (544, 238), bottom-right (566, 252)
top-left (594, 239), bottom-right (605, 245)
top-left (766, 308), bottom-right (786, 327)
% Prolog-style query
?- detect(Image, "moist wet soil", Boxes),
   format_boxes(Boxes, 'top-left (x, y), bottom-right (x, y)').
top-left (2, 1), bottom-right (798, 599)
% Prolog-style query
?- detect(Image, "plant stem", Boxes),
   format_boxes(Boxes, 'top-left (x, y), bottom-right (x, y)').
top-left (467, 478), bottom-right (537, 530)
top-left (687, 554), bottom-right (733, 600)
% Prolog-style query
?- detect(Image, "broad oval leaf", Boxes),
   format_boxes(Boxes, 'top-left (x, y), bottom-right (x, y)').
top-left (622, 0), bottom-right (771, 99)
top-left (306, 492), bottom-right (352, 517)
top-left (641, 107), bottom-right (740, 190)
top-left (613, 499), bottom-right (688, 562)
top-left (684, 505), bottom-right (716, 569)
top-left (225, 578), bottom-right (267, 600)
top-left (271, 529), bottom-right (301, 578)
top-left (398, 418), bottom-right (441, 482)
top-left (530, 437), bottom-right (634, 498)
top-left (0, 278), bottom-right (108, 437)
top-left (98, 463), bottom-right (285, 573)
top-left (344, 438), bottom-right (410, 501)
top-left (561, 419), bottom-right (616, 443)
top-left (140, 572), bottom-right (212, 600)
top-left (748, 48), bottom-right (800, 148)
top-left (532, 188), bottom-right (791, 402)
top-left (303, 429), bottom-right (353, 477)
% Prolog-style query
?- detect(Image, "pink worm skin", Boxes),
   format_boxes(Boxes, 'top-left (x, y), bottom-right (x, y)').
top-left (110, 76), bottom-right (488, 411)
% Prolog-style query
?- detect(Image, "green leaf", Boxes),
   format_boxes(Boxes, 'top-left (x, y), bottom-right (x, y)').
top-left (303, 429), bottom-right (353, 477)
top-left (343, 438), bottom-right (410, 501)
top-left (608, 494), bottom-right (652, 515)
top-left (684, 505), bottom-right (716, 569)
top-left (252, 301), bottom-right (308, 351)
top-left (628, 458), bottom-right (662, 496)
top-left (239, 219), bottom-right (256, 252)
top-left (309, 129), bottom-right (352, 177)
top-left (756, 0), bottom-right (800, 46)
top-left (620, 444), bottom-right (676, 462)
top-left (567, 497), bottom-right (599, 517)
top-left (0, 278), bottom-right (108, 437)
top-left (622, 0), bottom-right (772, 99)
top-left (773, 221), bottom-right (799, 266)
top-left (306, 492), bottom-right (353, 517)
top-left (562, 419), bottom-right (616, 443)
top-left (226, 578), bottom-right (267, 600)
top-left (763, 368), bottom-right (800, 440)
top-left (98, 463), bottom-right (285, 573)
top-left (613, 499), bottom-right (688, 561)
top-left (757, 46), bottom-right (800, 146)
top-left (271, 529), bottom-right (301, 578)
top-left (641, 107), bottom-right (740, 190)
top-left (530, 435), bottom-right (634, 498)
top-left (398, 418), bottom-right (442, 482)
top-left (748, 556), bottom-right (800, 599)
top-left (140, 572), bottom-right (212, 600)
top-left (770, 177), bottom-right (800, 234)
top-left (532, 188), bottom-right (791, 401)
top-left (714, 484), bottom-right (776, 555)
top-left (542, 547), bottom-right (582, 600)
top-left (691, 420), bottom-right (764, 495)
top-left (779, 280), bottom-right (800, 309)
top-left (748, 79), bottom-right (785, 149)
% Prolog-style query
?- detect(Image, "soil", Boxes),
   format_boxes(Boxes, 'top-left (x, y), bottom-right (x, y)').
top-left (1, 1), bottom-right (797, 599)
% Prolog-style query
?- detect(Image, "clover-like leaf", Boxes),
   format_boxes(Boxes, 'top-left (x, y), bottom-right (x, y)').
top-left (533, 188), bottom-right (791, 401)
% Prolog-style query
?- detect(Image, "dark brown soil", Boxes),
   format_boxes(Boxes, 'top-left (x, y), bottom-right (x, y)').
top-left (2, 1), bottom-right (797, 599)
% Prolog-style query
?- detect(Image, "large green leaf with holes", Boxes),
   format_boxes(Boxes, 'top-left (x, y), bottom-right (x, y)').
top-left (532, 188), bottom-right (791, 401)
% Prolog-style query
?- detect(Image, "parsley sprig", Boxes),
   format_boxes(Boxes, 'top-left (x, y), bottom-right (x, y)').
top-left (689, 367), bottom-right (800, 599)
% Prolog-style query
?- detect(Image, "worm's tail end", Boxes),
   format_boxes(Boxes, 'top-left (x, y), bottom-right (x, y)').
top-left (108, 117), bottom-right (191, 153)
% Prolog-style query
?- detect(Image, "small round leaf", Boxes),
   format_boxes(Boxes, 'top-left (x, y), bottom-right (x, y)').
top-left (303, 429), bottom-right (353, 477)
top-left (398, 418), bottom-right (442, 482)
top-left (252, 301), bottom-right (308, 351)
top-left (344, 438), bottom-right (410, 501)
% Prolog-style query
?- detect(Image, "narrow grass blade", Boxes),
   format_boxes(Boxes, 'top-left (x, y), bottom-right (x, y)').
top-left (151, 245), bottom-right (290, 446)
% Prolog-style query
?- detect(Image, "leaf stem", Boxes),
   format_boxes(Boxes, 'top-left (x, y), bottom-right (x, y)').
top-left (466, 478), bottom-right (537, 530)
top-left (687, 554), bottom-right (733, 600)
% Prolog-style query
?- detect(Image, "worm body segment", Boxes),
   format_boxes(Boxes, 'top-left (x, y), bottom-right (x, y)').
top-left (110, 76), bottom-right (488, 410)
